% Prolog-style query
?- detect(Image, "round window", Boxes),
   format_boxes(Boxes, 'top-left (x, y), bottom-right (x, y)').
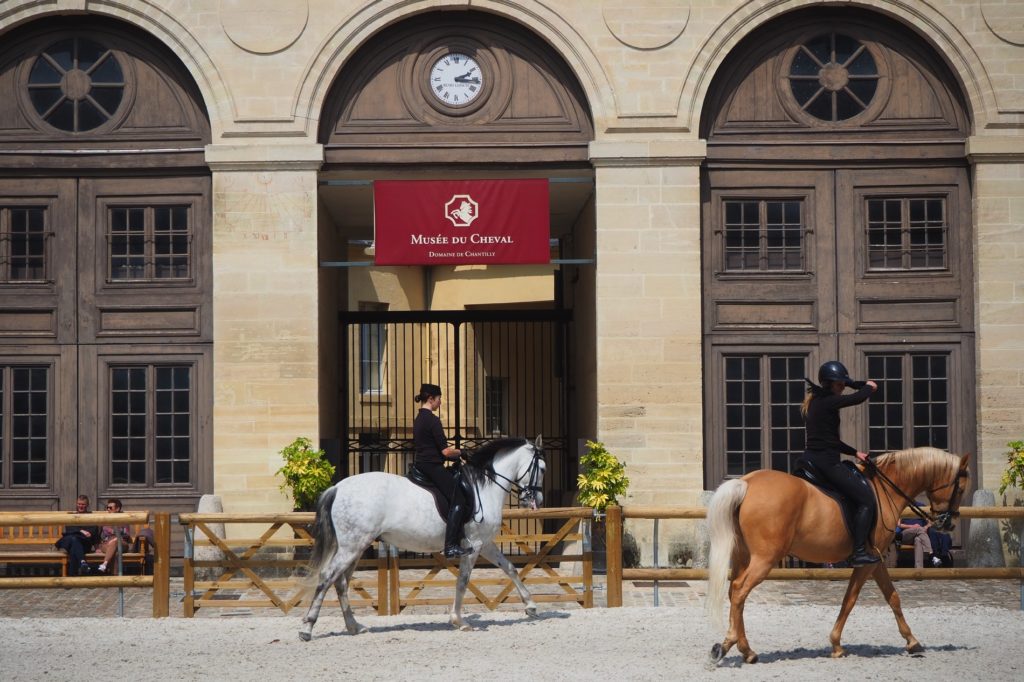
top-left (27, 38), bottom-right (125, 133)
top-left (787, 33), bottom-right (879, 122)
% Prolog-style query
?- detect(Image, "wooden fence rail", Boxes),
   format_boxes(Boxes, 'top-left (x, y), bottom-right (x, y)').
top-left (0, 511), bottom-right (171, 617)
top-left (179, 507), bottom-right (593, 617)
top-left (604, 505), bottom-right (1024, 608)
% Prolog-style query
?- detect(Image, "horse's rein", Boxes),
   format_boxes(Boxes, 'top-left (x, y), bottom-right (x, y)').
top-left (477, 447), bottom-right (545, 501)
top-left (864, 458), bottom-right (966, 529)
top-left (463, 446), bottom-right (545, 520)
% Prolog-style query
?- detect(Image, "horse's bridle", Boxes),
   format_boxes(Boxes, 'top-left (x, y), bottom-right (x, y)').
top-left (869, 459), bottom-right (969, 531)
top-left (485, 444), bottom-right (546, 506)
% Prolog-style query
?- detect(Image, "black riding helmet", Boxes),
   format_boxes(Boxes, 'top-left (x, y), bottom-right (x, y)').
top-left (818, 360), bottom-right (852, 387)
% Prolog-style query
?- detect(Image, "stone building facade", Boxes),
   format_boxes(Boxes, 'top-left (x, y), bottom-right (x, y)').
top-left (0, 1), bottom-right (1022, 562)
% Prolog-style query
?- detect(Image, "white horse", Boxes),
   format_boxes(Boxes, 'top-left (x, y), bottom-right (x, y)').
top-left (299, 436), bottom-right (546, 640)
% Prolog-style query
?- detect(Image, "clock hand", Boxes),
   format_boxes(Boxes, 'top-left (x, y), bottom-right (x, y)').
top-left (453, 72), bottom-right (480, 84)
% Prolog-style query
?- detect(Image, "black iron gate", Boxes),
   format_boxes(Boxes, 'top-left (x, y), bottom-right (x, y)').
top-left (339, 309), bottom-right (573, 505)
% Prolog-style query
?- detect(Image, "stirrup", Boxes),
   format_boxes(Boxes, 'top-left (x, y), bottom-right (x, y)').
top-left (443, 545), bottom-right (468, 558)
top-left (848, 549), bottom-right (880, 566)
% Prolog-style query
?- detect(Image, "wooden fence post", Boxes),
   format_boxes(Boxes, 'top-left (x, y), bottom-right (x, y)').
top-left (152, 512), bottom-right (170, 618)
top-left (606, 505), bottom-right (623, 608)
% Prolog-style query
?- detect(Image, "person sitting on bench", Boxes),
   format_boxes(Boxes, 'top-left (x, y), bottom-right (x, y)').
top-left (897, 518), bottom-right (943, 569)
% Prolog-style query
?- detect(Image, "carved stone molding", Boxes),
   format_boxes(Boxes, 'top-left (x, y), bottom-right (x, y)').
top-left (603, 0), bottom-right (689, 50)
top-left (219, 0), bottom-right (308, 55)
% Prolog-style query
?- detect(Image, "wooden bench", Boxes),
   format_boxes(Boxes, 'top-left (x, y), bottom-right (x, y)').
top-left (0, 522), bottom-right (151, 577)
top-left (0, 525), bottom-right (67, 576)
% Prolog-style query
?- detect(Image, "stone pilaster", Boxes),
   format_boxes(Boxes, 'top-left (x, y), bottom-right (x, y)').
top-left (968, 137), bottom-right (1024, 494)
top-left (590, 138), bottom-right (706, 564)
top-left (207, 143), bottom-right (323, 514)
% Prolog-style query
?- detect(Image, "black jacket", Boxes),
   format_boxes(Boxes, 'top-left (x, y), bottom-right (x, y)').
top-left (413, 407), bottom-right (449, 465)
top-left (804, 385), bottom-right (874, 456)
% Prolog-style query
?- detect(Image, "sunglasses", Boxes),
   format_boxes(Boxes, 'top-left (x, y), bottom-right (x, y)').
top-left (105, 505), bottom-right (118, 510)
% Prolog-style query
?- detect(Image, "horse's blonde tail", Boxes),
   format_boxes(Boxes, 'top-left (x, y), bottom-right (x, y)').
top-left (705, 478), bottom-right (747, 632)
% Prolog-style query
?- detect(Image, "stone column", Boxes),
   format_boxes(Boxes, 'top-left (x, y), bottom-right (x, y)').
top-left (206, 143), bottom-right (323, 516)
top-left (967, 137), bottom-right (1024, 492)
top-left (589, 138), bottom-right (706, 565)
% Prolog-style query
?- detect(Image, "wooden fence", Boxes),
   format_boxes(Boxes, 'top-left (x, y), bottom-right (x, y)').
top-left (603, 505), bottom-right (1024, 608)
top-left (179, 507), bottom-right (592, 617)
top-left (0, 511), bottom-right (171, 617)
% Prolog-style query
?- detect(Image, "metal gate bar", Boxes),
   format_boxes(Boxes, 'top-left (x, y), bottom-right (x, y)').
top-left (340, 309), bottom-right (572, 510)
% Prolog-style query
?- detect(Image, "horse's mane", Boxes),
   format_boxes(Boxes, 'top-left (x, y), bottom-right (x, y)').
top-left (873, 446), bottom-right (961, 480)
top-left (464, 438), bottom-right (529, 483)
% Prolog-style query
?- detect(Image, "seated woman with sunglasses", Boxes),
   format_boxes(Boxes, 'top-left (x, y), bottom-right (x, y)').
top-left (95, 498), bottom-right (133, 575)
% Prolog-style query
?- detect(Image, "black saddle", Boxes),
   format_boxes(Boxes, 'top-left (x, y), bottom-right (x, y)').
top-left (793, 459), bottom-right (877, 541)
top-left (407, 463), bottom-right (475, 522)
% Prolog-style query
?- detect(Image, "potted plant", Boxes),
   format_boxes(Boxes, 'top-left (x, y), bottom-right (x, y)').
top-left (578, 439), bottom-right (630, 514)
top-left (999, 440), bottom-right (1024, 567)
top-left (577, 440), bottom-right (630, 570)
top-left (276, 437), bottom-right (336, 513)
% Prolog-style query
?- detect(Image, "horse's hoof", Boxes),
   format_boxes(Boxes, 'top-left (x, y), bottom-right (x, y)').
top-left (710, 643), bottom-right (725, 664)
top-left (907, 642), bottom-right (924, 655)
top-left (830, 647), bottom-right (846, 658)
top-left (743, 652), bottom-right (759, 664)
top-left (346, 624), bottom-right (368, 635)
top-left (460, 623), bottom-right (475, 632)
top-left (298, 630), bottom-right (311, 642)
top-left (525, 606), bottom-right (538, 618)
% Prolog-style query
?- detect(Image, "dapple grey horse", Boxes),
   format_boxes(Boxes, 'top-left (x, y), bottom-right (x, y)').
top-left (299, 436), bottom-right (545, 640)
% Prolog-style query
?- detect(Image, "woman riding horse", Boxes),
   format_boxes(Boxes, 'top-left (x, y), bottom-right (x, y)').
top-left (413, 382), bottom-right (468, 558)
top-left (799, 360), bottom-right (878, 566)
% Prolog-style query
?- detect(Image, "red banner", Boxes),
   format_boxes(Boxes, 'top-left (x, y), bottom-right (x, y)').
top-left (373, 179), bottom-right (550, 265)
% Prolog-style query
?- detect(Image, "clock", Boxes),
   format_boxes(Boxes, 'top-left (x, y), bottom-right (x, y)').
top-left (429, 52), bottom-right (484, 106)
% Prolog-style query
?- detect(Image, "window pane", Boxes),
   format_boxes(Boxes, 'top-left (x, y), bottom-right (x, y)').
top-left (155, 366), bottom-right (191, 484)
top-left (724, 356), bottom-right (761, 477)
top-left (765, 201), bottom-right (803, 271)
top-left (769, 355), bottom-right (806, 474)
top-left (6, 207), bottom-right (48, 281)
top-left (154, 206), bottom-right (191, 279)
top-left (867, 352), bottom-right (949, 452)
top-left (907, 198), bottom-right (947, 269)
top-left (109, 207), bottom-right (146, 280)
top-left (9, 366), bottom-right (49, 486)
top-left (110, 366), bottom-right (147, 485)
top-left (866, 198), bottom-right (903, 269)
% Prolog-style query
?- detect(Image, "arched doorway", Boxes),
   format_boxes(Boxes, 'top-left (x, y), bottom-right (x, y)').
top-left (700, 8), bottom-right (974, 487)
top-left (316, 11), bottom-right (594, 505)
top-left (0, 17), bottom-right (212, 513)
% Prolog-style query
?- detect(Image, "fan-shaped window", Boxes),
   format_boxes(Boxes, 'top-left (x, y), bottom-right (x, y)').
top-left (27, 37), bottom-right (125, 132)
top-left (786, 33), bottom-right (879, 122)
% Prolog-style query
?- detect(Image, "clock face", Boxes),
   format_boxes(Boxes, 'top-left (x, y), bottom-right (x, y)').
top-left (429, 52), bottom-right (484, 106)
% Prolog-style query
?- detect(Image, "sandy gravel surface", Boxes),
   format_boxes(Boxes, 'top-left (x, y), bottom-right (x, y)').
top-left (2, 604), bottom-right (1021, 681)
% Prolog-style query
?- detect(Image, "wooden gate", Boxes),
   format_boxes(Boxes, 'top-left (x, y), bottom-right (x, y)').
top-left (178, 508), bottom-right (592, 616)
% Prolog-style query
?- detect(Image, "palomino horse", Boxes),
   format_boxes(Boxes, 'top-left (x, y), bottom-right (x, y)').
top-left (706, 447), bottom-right (970, 663)
top-left (299, 436), bottom-right (545, 640)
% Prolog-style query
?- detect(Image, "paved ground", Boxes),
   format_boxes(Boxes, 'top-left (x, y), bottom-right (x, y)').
top-left (0, 572), bottom-right (1020, 619)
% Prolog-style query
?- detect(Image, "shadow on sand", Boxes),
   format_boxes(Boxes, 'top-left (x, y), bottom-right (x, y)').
top-left (312, 609), bottom-right (571, 639)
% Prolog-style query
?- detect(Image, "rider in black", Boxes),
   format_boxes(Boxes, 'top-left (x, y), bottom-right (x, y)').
top-left (800, 361), bottom-right (880, 566)
top-left (413, 382), bottom-right (469, 558)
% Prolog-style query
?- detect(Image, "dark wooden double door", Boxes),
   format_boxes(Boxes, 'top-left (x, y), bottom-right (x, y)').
top-left (703, 166), bottom-right (974, 484)
top-left (0, 175), bottom-right (211, 513)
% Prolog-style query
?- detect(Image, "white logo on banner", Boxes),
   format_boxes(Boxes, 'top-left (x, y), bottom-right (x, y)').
top-left (445, 194), bottom-right (479, 227)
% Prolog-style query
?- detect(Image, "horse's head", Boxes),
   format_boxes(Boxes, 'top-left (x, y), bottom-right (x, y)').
top-left (926, 452), bottom-right (971, 532)
top-left (466, 435), bottom-right (546, 509)
top-left (514, 435), bottom-right (546, 510)
top-left (874, 447), bottom-right (971, 532)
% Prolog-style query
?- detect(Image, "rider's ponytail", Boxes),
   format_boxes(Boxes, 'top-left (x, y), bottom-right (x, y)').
top-left (800, 377), bottom-right (828, 418)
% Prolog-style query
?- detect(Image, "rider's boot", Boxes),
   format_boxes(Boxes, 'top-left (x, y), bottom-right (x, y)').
top-left (847, 505), bottom-right (880, 566)
top-left (443, 502), bottom-right (468, 558)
